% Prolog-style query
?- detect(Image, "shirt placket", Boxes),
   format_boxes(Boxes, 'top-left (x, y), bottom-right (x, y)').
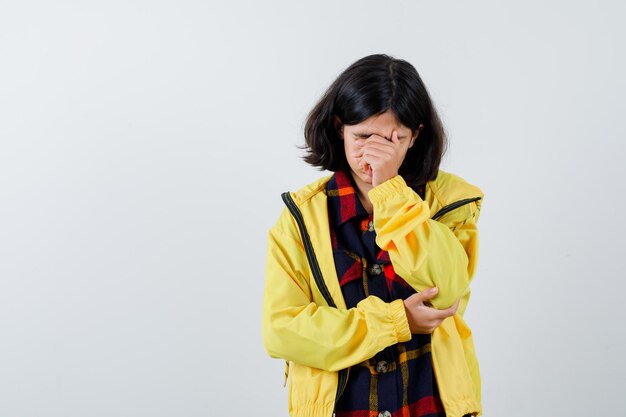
top-left (357, 214), bottom-right (399, 409)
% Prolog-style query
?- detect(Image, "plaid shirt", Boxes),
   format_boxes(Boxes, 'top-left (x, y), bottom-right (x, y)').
top-left (326, 169), bottom-right (446, 417)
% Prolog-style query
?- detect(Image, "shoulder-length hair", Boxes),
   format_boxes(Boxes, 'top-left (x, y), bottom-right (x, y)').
top-left (300, 53), bottom-right (447, 187)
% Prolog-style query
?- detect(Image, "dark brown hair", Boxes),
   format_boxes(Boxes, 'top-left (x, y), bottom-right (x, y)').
top-left (300, 53), bottom-right (447, 187)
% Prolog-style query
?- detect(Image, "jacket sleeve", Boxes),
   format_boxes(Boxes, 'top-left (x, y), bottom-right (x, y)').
top-left (368, 175), bottom-right (482, 311)
top-left (262, 225), bottom-right (412, 372)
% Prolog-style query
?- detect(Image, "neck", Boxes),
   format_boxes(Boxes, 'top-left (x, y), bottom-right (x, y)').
top-left (351, 171), bottom-right (374, 215)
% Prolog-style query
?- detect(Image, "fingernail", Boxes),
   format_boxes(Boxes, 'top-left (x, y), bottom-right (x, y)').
top-left (430, 287), bottom-right (438, 294)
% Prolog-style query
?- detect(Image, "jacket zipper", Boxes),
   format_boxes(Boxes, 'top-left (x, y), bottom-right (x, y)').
top-left (431, 197), bottom-right (482, 221)
top-left (281, 192), bottom-right (350, 407)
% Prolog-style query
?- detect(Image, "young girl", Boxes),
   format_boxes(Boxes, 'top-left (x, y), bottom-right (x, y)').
top-left (262, 54), bottom-right (484, 417)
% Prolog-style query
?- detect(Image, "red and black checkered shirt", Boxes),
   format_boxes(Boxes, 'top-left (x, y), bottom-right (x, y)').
top-left (326, 168), bottom-right (446, 417)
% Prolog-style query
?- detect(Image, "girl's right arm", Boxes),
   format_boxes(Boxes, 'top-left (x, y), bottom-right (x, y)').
top-left (261, 226), bottom-right (411, 373)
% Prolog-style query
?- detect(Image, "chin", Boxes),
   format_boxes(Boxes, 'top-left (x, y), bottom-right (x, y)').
top-left (357, 173), bottom-right (372, 184)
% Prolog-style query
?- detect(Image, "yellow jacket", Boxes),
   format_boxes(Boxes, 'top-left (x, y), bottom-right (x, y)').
top-left (262, 170), bottom-right (484, 417)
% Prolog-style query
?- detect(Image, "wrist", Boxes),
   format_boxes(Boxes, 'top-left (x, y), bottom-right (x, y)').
top-left (391, 299), bottom-right (412, 342)
top-left (373, 171), bottom-right (398, 188)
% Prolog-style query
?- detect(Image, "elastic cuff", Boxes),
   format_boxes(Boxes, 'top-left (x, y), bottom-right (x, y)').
top-left (389, 299), bottom-right (412, 343)
top-left (368, 175), bottom-right (408, 203)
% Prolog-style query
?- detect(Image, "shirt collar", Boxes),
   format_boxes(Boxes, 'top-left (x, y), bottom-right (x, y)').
top-left (326, 169), bottom-right (369, 227)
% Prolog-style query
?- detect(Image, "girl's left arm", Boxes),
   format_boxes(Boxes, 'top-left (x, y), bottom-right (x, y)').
top-left (368, 174), bottom-right (483, 311)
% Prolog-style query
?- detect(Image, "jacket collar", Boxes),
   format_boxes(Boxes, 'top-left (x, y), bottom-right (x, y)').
top-left (287, 169), bottom-right (483, 215)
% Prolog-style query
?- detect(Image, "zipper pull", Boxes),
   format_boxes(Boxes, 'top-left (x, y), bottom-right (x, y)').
top-left (283, 360), bottom-right (290, 387)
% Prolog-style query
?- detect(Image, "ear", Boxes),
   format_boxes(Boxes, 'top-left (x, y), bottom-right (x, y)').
top-left (408, 123), bottom-right (424, 148)
top-left (334, 115), bottom-right (344, 140)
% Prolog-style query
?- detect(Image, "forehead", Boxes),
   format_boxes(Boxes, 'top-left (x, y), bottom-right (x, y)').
top-left (348, 111), bottom-right (410, 133)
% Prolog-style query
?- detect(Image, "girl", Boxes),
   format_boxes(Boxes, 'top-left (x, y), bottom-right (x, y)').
top-left (262, 54), bottom-right (484, 417)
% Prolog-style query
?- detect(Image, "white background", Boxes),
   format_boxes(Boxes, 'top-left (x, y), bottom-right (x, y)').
top-left (1, 1), bottom-right (625, 416)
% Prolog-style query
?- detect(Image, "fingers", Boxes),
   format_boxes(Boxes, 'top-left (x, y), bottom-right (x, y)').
top-left (358, 135), bottom-right (397, 151)
top-left (352, 141), bottom-right (397, 170)
top-left (354, 131), bottom-right (399, 147)
top-left (404, 290), bottom-right (459, 334)
top-left (351, 131), bottom-right (399, 163)
top-left (404, 289), bottom-right (439, 332)
top-left (418, 287), bottom-right (438, 301)
top-left (431, 297), bottom-right (461, 320)
top-left (389, 130), bottom-right (400, 146)
top-left (360, 147), bottom-right (395, 163)
top-left (404, 287), bottom-right (441, 306)
top-left (351, 138), bottom-right (394, 158)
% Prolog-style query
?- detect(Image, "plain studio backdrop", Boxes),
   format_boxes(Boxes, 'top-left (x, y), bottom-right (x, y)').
top-left (1, 1), bottom-right (625, 416)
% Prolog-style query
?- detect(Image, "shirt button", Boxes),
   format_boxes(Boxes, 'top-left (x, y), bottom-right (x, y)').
top-left (368, 264), bottom-right (383, 275)
top-left (378, 411), bottom-right (392, 417)
top-left (367, 220), bottom-right (375, 232)
top-left (375, 360), bottom-right (388, 373)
